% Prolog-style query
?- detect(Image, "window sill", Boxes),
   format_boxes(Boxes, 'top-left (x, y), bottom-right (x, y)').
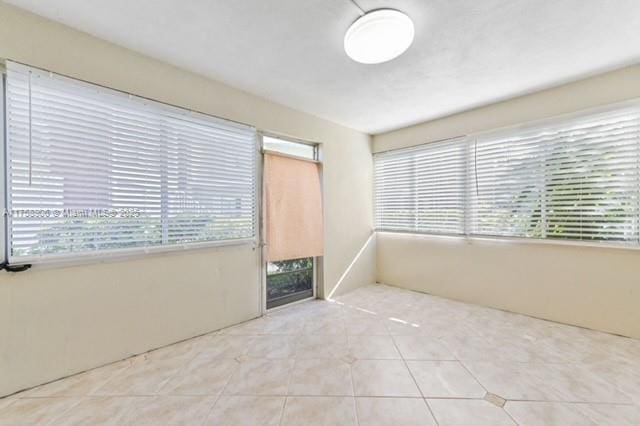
top-left (5, 238), bottom-right (257, 272)
top-left (376, 230), bottom-right (640, 252)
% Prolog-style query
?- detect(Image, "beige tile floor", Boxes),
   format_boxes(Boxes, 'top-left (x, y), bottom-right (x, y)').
top-left (1, 284), bottom-right (640, 425)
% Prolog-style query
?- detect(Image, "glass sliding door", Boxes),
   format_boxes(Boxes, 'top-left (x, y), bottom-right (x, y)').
top-left (261, 134), bottom-right (321, 310)
top-left (266, 257), bottom-right (314, 309)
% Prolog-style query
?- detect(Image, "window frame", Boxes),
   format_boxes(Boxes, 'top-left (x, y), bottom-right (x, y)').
top-left (374, 98), bottom-right (640, 251)
top-left (2, 62), bottom-right (260, 267)
top-left (374, 136), bottom-right (468, 236)
top-left (0, 72), bottom-right (6, 264)
top-left (265, 256), bottom-right (316, 310)
top-left (261, 131), bottom-right (319, 161)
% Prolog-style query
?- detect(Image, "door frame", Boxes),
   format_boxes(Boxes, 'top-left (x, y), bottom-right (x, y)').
top-left (258, 131), bottom-right (322, 314)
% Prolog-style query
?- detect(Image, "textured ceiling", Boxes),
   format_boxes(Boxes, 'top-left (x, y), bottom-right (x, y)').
top-left (6, 0), bottom-right (640, 134)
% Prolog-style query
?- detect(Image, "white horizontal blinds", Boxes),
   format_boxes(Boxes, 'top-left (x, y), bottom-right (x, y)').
top-left (0, 76), bottom-right (5, 264)
top-left (165, 115), bottom-right (255, 244)
top-left (374, 102), bottom-right (640, 246)
top-left (542, 108), bottom-right (640, 242)
top-left (471, 106), bottom-right (640, 243)
top-left (5, 62), bottom-right (256, 262)
top-left (374, 138), bottom-right (466, 234)
top-left (470, 131), bottom-right (547, 238)
top-left (5, 65), bottom-right (163, 260)
top-left (374, 148), bottom-right (416, 231)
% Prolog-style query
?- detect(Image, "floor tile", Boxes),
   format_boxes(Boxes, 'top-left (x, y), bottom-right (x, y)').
top-left (428, 399), bottom-right (516, 426)
top-left (24, 361), bottom-right (130, 397)
top-left (351, 360), bottom-right (420, 397)
top-left (130, 396), bottom-right (216, 425)
top-left (505, 401), bottom-right (640, 426)
top-left (505, 401), bottom-right (593, 425)
top-left (92, 356), bottom-right (185, 396)
top-left (465, 361), bottom-right (633, 403)
top-left (588, 360), bottom-right (640, 405)
top-left (441, 334), bottom-right (562, 363)
top-left (248, 335), bottom-right (299, 359)
top-left (261, 316), bottom-right (306, 335)
top-left (205, 396), bottom-right (285, 425)
top-left (296, 334), bottom-right (349, 359)
top-left (281, 396), bottom-right (357, 426)
top-left (223, 358), bottom-right (294, 395)
top-left (392, 335), bottom-right (455, 360)
top-left (407, 360), bottom-right (485, 398)
top-left (198, 335), bottom-right (255, 359)
top-left (356, 397), bottom-right (437, 426)
top-left (288, 358), bottom-right (353, 396)
top-left (48, 396), bottom-right (141, 426)
top-left (0, 397), bottom-right (79, 426)
top-left (0, 398), bottom-right (14, 412)
top-left (146, 338), bottom-right (204, 361)
top-left (348, 335), bottom-right (401, 359)
top-left (344, 318), bottom-right (390, 335)
top-left (159, 355), bottom-right (239, 395)
top-left (303, 318), bottom-right (346, 335)
top-left (384, 318), bottom-right (427, 336)
top-left (576, 402), bottom-right (640, 425)
top-left (223, 318), bottom-right (267, 335)
top-left (485, 392), bottom-right (506, 407)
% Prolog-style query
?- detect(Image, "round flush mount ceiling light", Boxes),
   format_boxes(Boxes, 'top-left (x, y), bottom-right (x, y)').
top-left (344, 9), bottom-right (415, 64)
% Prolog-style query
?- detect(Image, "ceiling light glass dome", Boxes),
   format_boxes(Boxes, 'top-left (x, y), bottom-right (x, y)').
top-left (344, 9), bottom-right (415, 64)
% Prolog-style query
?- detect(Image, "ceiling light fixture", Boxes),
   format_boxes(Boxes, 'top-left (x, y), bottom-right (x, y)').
top-left (344, 7), bottom-right (415, 64)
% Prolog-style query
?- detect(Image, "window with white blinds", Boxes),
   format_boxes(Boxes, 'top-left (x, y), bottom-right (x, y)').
top-left (5, 62), bottom-right (256, 263)
top-left (374, 138), bottom-right (467, 234)
top-left (374, 101), bottom-right (640, 246)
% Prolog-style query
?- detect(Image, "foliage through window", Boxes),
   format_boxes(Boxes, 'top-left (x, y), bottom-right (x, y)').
top-left (375, 102), bottom-right (640, 245)
top-left (266, 257), bottom-right (313, 309)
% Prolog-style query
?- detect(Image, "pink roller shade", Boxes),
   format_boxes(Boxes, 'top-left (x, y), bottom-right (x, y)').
top-left (263, 152), bottom-right (323, 262)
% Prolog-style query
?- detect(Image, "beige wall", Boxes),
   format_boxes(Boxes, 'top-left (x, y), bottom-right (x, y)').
top-left (0, 3), bottom-right (375, 396)
top-left (373, 65), bottom-right (640, 339)
top-left (374, 65), bottom-right (640, 153)
top-left (377, 233), bottom-right (640, 339)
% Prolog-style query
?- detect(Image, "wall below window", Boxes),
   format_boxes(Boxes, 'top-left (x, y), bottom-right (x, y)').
top-left (0, 3), bottom-right (375, 397)
top-left (374, 64), bottom-right (640, 340)
top-left (377, 233), bottom-right (640, 339)
top-left (0, 245), bottom-right (261, 392)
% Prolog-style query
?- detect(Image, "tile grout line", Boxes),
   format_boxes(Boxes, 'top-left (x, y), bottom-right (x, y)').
top-left (349, 361), bottom-right (360, 426)
top-left (198, 393), bottom-right (223, 426)
top-left (388, 328), bottom-right (440, 426)
top-left (42, 397), bottom-right (86, 426)
top-left (454, 346), bottom-right (527, 425)
top-left (278, 396), bottom-right (288, 426)
top-left (502, 405), bottom-right (522, 426)
top-left (200, 346), bottom-right (248, 424)
top-left (33, 356), bottom-right (163, 425)
top-left (152, 345), bottom-right (208, 397)
top-left (455, 355), bottom-right (638, 406)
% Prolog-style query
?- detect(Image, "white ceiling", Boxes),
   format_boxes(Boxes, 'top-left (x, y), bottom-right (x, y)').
top-left (7, 0), bottom-right (640, 134)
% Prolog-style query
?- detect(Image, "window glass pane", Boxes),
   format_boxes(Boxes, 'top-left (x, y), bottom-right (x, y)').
top-left (472, 107), bottom-right (640, 242)
top-left (164, 115), bottom-right (255, 244)
top-left (266, 257), bottom-right (313, 309)
top-left (374, 138), bottom-right (466, 235)
top-left (5, 62), bottom-right (256, 263)
top-left (470, 132), bottom-right (546, 238)
top-left (373, 102), bottom-right (640, 246)
top-left (263, 136), bottom-right (315, 159)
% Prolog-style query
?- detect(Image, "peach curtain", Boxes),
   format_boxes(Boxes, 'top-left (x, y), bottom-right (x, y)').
top-left (263, 152), bottom-right (323, 262)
